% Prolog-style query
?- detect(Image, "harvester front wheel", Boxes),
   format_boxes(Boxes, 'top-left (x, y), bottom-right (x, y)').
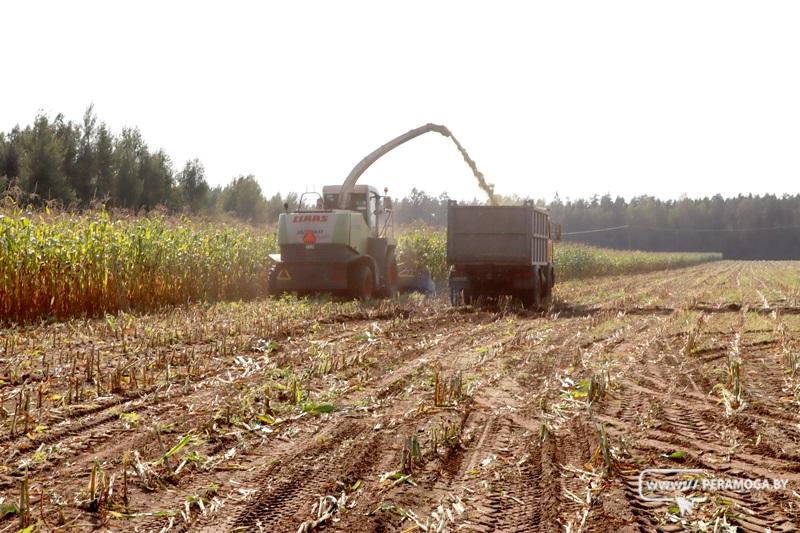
top-left (349, 263), bottom-right (374, 301)
top-left (267, 266), bottom-right (283, 297)
top-left (378, 251), bottom-right (398, 298)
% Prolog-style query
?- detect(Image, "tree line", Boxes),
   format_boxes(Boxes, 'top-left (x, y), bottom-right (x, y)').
top-left (394, 190), bottom-right (800, 259)
top-left (2, 109), bottom-right (798, 259)
top-left (547, 194), bottom-right (800, 260)
top-left (0, 107), bottom-right (293, 223)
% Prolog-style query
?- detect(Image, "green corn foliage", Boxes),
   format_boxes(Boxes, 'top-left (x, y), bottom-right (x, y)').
top-left (395, 226), bottom-right (721, 283)
top-left (396, 225), bottom-right (448, 281)
top-left (1, 208), bottom-right (277, 322)
top-left (1, 211), bottom-right (721, 323)
top-left (554, 243), bottom-right (721, 281)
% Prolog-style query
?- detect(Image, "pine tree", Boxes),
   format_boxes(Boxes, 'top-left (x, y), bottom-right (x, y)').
top-left (20, 114), bottom-right (74, 203)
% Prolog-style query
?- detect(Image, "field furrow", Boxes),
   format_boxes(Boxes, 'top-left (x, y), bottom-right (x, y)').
top-left (2, 261), bottom-right (800, 531)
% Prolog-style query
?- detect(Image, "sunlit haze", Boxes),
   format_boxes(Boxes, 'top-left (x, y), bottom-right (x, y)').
top-left (3, 1), bottom-right (799, 202)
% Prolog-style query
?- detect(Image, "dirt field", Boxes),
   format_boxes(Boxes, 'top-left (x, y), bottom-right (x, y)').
top-left (2, 261), bottom-right (800, 532)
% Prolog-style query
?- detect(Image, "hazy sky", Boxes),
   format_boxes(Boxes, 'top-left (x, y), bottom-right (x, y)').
top-left (3, 1), bottom-right (799, 202)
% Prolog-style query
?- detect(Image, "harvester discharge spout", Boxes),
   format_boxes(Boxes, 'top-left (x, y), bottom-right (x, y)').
top-left (338, 123), bottom-right (498, 209)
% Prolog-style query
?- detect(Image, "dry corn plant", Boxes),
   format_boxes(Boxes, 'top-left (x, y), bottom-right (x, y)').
top-left (400, 434), bottom-right (423, 475)
top-left (433, 368), bottom-right (463, 407)
top-left (587, 372), bottom-right (609, 408)
top-left (682, 313), bottom-right (708, 356)
top-left (18, 468), bottom-right (31, 530)
top-left (776, 322), bottom-right (800, 378)
top-left (712, 332), bottom-right (747, 416)
top-left (78, 460), bottom-right (118, 521)
top-left (584, 371), bottom-right (615, 478)
top-left (597, 423), bottom-right (615, 477)
top-left (429, 420), bottom-right (461, 457)
top-left (297, 493), bottom-right (347, 533)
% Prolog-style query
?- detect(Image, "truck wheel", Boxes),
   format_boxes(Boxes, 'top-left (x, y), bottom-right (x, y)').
top-left (449, 278), bottom-right (473, 306)
top-left (450, 287), bottom-right (472, 306)
top-left (450, 287), bottom-right (459, 306)
top-left (377, 252), bottom-right (398, 298)
top-left (521, 268), bottom-right (542, 309)
top-left (540, 290), bottom-right (552, 308)
top-left (463, 288), bottom-right (475, 306)
top-left (349, 263), bottom-right (373, 301)
top-left (520, 290), bottom-right (538, 309)
top-left (541, 266), bottom-right (554, 308)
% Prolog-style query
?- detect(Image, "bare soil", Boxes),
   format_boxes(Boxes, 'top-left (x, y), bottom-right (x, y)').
top-left (2, 261), bottom-right (800, 532)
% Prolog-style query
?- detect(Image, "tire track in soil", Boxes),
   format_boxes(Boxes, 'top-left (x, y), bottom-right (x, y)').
top-left (454, 416), bottom-right (595, 533)
top-left (188, 420), bottom-right (380, 532)
top-left (0, 381), bottom-right (212, 491)
top-left (329, 312), bottom-right (595, 530)
top-left (596, 347), bottom-right (800, 530)
top-left (330, 409), bottom-right (498, 533)
top-left (426, 315), bottom-right (631, 532)
top-left (3, 311), bottom-right (438, 526)
top-left (291, 316), bottom-right (595, 531)
top-left (8, 262), bottom-right (800, 531)
top-left (432, 315), bottom-right (655, 532)
top-left (164, 312), bottom-right (507, 532)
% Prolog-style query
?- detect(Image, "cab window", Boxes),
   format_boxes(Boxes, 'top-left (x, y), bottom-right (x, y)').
top-left (323, 193), bottom-right (339, 209)
top-left (371, 193), bottom-right (380, 228)
top-left (350, 193), bottom-right (369, 225)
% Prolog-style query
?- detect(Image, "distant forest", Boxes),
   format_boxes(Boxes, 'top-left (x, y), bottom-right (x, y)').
top-left (397, 191), bottom-right (800, 260)
top-left (2, 108), bottom-right (798, 259)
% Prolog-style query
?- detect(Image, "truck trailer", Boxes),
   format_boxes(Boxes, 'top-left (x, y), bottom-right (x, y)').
top-left (447, 200), bottom-right (559, 309)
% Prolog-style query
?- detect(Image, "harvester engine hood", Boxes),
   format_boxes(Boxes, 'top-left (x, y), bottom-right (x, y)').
top-left (281, 211), bottom-right (340, 245)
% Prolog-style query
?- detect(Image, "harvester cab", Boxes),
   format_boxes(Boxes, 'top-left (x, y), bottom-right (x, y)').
top-left (268, 184), bottom-right (398, 299)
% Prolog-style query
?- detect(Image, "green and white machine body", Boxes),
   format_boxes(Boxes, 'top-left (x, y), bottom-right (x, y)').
top-left (269, 184), bottom-right (398, 298)
top-left (268, 123), bottom-right (482, 299)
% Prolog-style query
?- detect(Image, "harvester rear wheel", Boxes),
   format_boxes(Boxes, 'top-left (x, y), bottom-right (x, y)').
top-left (349, 263), bottom-right (373, 301)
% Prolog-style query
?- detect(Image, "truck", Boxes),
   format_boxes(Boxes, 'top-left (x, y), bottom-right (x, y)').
top-left (447, 200), bottom-right (559, 308)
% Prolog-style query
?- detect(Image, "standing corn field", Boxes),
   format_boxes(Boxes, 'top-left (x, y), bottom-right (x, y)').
top-left (0, 208), bottom-right (276, 322)
top-left (394, 226), bottom-right (720, 284)
top-left (1, 210), bottom-right (720, 323)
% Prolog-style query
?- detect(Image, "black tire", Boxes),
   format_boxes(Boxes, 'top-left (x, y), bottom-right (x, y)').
top-left (541, 266), bottom-right (554, 308)
top-left (349, 263), bottom-right (373, 301)
top-left (520, 267), bottom-right (542, 309)
top-left (450, 287), bottom-right (460, 306)
top-left (449, 276), bottom-right (473, 307)
top-left (267, 266), bottom-right (283, 297)
top-left (450, 286), bottom-right (473, 306)
top-left (463, 288), bottom-right (475, 306)
top-left (377, 251), bottom-right (398, 298)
